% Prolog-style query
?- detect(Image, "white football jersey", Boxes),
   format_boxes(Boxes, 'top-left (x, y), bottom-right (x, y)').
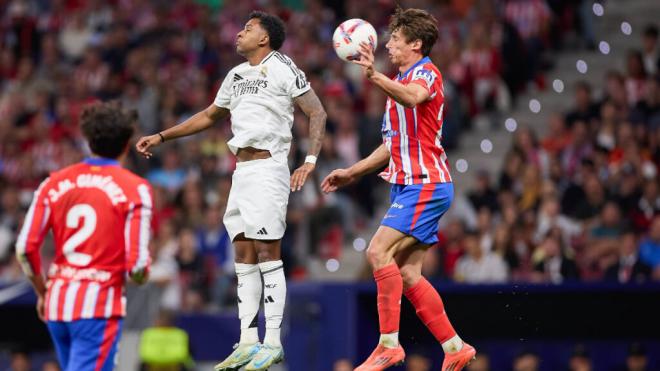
top-left (213, 50), bottom-right (311, 163)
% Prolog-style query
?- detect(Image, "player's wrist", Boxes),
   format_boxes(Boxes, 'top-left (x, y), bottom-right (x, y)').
top-left (304, 155), bottom-right (317, 165)
top-left (366, 67), bottom-right (376, 80)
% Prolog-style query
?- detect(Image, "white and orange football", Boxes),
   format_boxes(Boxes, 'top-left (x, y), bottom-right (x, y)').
top-left (332, 18), bottom-right (378, 62)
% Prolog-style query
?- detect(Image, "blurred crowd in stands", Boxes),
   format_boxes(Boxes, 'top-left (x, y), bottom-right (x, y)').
top-left (431, 22), bottom-right (660, 286)
top-left (0, 0), bottom-right (656, 314)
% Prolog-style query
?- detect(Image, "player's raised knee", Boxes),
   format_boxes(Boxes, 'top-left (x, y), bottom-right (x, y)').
top-left (366, 241), bottom-right (391, 269)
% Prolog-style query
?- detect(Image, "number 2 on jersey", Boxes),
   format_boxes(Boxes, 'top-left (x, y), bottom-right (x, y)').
top-left (63, 204), bottom-right (96, 266)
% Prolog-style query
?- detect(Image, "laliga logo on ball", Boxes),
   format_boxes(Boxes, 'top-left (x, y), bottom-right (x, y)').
top-left (333, 19), bottom-right (377, 62)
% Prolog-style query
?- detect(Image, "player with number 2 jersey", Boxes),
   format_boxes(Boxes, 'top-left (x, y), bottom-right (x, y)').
top-left (16, 103), bottom-right (152, 371)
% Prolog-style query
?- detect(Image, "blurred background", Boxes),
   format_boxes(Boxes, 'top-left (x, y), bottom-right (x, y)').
top-left (0, 0), bottom-right (659, 370)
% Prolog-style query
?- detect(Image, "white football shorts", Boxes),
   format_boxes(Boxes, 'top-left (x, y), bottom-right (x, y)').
top-left (223, 157), bottom-right (290, 241)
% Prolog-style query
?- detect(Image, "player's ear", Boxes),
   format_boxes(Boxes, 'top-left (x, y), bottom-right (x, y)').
top-left (259, 33), bottom-right (270, 48)
top-left (411, 39), bottom-right (423, 53)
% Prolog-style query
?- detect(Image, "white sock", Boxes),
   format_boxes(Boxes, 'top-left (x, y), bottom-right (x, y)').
top-left (235, 263), bottom-right (262, 345)
top-left (259, 260), bottom-right (286, 347)
top-left (441, 334), bottom-right (464, 353)
top-left (379, 332), bottom-right (399, 348)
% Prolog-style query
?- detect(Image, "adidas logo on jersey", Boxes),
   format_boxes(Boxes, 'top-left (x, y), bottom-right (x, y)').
top-left (264, 295), bottom-right (275, 303)
top-left (256, 227), bottom-right (268, 235)
top-left (233, 73), bottom-right (244, 81)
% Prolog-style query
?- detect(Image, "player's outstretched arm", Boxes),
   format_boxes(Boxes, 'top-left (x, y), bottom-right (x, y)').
top-left (15, 178), bottom-right (51, 321)
top-left (352, 42), bottom-right (429, 108)
top-left (321, 144), bottom-right (390, 193)
top-left (126, 184), bottom-right (153, 285)
top-left (291, 89), bottom-right (327, 191)
top-left (135, 104), bottom-right (230, 158)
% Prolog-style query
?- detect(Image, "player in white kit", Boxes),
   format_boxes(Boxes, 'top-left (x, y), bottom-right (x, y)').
top-left (136, 11), bottom-right (327, 371)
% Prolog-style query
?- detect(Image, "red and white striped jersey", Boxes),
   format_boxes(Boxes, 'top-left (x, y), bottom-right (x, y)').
top-left (380, 56), bottom-right (452, 185)
top-left (16, 158), bottom-right (153, 322)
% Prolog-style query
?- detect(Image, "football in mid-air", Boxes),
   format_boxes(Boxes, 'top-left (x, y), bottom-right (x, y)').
top-left (332, 19), bottom-right (377, 62)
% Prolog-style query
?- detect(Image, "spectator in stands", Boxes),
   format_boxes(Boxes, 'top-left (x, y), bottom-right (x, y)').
top-left (641, 24), bottom-right (659, 75)
top-left (406, 354), bottom-right (431, 371)
top-left (454, 232), bottom-right (509, 283)
top-left (534, 195), bottom-right (581, 248)
top-left (602, 71), bottom-right (629, 116)
top-left (7, 349), bottom-right (30, 371)
top-left (568, 344), bottom-right (592, 371)
top-left (512, 351), bottom-right (540, 371)
top-left (462, 22), bottom-right (503, 115)
top-left (503, 0), bottom-right (552, 89)
top-left (176, 228), bottom-right (207, 312)
top-left (333, 358), bottom-right (353, 371)
top-left (565, 81), bottom-right (599, 128)
top-left (585, 201), bottom-right (625, 269)
top-left (139, 310), bottom-right (193, 371)
top-left (41, 360), bottom-right (60, 371)
top-left (466, 353), bottom-right (490, 371)
top-left (196, 205), bottom-right (233, 306)
top-left (572, 173), bottom-right (606, 221)
top-left (541, 114), bottom-right (571, 155)
top-left (630, 179), bottom-right (660, 232)
top-left (625, 51), bottom-right (648, 106)
top-left (639, 216), bottom-right (660, 279)
top-left (468, 170), bottom-right (499, 213)
top-left (623, 342), bottom-right (648, 371)
top-left (633, 75), bottom-right (660, 129)
top-left (532, 231), bottom-right (579, 284)
top-left (150, 219), bottom-right (182, 311)
top-left (604, 232), bottom-right (652, 283)
top-left (147, 147), bottom-right (188, 195)
top-left (561, 122), bottom-right (593, 181)
top-left (438, 219), bottom-right (467, 279)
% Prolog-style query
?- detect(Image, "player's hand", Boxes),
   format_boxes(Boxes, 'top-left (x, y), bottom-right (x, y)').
top-left (291, 162), bottom-right (315, 192)
top-left (130, 269), bottom-right (149, 285)
top-left (352, 42), bottom-right (376, 79)
top-left (135, 134), bottom-right (162, 159)
top-left (36, 295), bottom-right (45, 322)
top-left (321, 168), bottom-right (356, 193)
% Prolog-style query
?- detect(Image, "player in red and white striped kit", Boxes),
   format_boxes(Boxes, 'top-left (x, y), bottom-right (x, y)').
top-left (16, 102), bottom-right (152, 371)
top-left (322, 7), bottom-right (475, 371)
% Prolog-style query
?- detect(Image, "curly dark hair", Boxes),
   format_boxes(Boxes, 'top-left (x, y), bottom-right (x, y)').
top-left (80, 102), bottom-right (136, 159)
top-left (388, 7), bottom-right (439, 56)
top-left (249, 11), bottom-right (286, 50)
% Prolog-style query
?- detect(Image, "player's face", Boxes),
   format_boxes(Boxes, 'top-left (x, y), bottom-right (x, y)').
top-left (385, 29), bottom-right (420, 67)
top-left (236, 18), bottom-right (268, 56)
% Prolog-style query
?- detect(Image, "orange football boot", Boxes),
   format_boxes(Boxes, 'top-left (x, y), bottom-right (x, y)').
top-left (441, 342), bottom-right (476, 371)
top-left (354, 344), bottom-right (406, 371)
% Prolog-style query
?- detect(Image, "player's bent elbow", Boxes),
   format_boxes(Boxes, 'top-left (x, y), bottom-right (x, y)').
top-left (400, 97), bottom-right (418, 109)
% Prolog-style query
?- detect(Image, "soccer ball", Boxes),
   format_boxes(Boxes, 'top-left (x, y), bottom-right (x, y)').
top-left (332, 19), bottom-right (377, 62)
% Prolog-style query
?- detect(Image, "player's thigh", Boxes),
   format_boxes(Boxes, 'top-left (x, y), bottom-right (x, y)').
top-left (233, 233), bottom-right (257, 264)
top-left (368, 225), bottom-right (418, 261)
top-left (411, 183), bottom-right (453, 245)
top-left (223, 176), bottom-right (245, 243)
top-left (394, 243), bottom-right (430, 289)
top-left (47, 321), bottom-right (72, 369)
top-left (68, 318), bottom-right (122, 371)
top-left (381, 183), bottom-right (453, 246)
top-left (235, 159), bottom-right (290, 240)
